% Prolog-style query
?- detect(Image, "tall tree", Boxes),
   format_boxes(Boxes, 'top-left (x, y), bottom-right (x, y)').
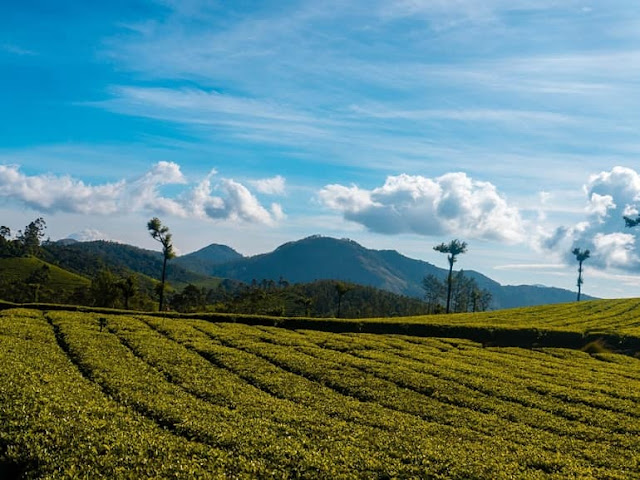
top-left (572, 247), bottom-right (590, 302)
top-left (118, 274), bottom-right (138, 310)
top-left (147, 217), bottom-right (175, 311)
top-left (17, 218), bottom-right (46, 257)
top-left (0, 226), bottom-right (12, 257)
top-left (26, 264), bottom-right (50, 302)
top-left (433, 239), bottom-right (468, 314)
top-left (335, 281), bottom-right (353, 318)
top-left (422, 274), bottom-right (445, 314)
top-left (90, 268), bottom-right (121, 308)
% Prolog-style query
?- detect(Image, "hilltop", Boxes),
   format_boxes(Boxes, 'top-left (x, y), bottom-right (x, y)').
top-left (28, 235), bottom-right (594, 311)
top-left (0, 256), bottom-right (90, 304)
top-left (204, 235), bottom-right (592, 309)
top-left (43, 240), bottom-right (223, 290)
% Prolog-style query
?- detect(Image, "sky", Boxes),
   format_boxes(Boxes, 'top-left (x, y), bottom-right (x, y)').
top-left (2, 0), bottom-right (640, 299)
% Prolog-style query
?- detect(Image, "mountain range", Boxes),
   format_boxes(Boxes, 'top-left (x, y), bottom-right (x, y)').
top-left (174, 235), bottom-right (589, 309)
top-left (41, 235), bottom-right (590, 309)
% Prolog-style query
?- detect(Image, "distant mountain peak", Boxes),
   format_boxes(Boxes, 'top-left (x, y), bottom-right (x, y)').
top-left (172, 242), bottom-right (243, 276)
top-left (188, 243), bottom-right (242, 257)
top-left (208, 235), bottom-right (594, 309)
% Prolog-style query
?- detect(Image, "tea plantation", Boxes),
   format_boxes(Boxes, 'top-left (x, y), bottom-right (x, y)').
top-left (1, 301), bottom-right (639, 478)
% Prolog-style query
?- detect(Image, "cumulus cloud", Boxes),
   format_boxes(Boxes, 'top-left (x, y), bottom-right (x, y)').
top-left (0, 163), bottom-right (123, 214)
top-left (249, 175), bottom-right (286, 195)
top-left (318, 172), bottom-right (525, 243)
top-left (67, 229), bottom-right (113, 242)
top-left (0, 162), bottom-right (284, 226)
top-left (188, 173), bottom-right (282, 225)
top-left (541, 166), bottom-right (640, 271)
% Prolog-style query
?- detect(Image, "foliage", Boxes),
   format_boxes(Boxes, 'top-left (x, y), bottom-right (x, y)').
top-left (16, 217), bottom-right (47, 257)
top-left (170, 283), bottom-right (208, 313)
top-left (118, 274), bottom-right (138, 310)
top-left (176, 279), bottom-right (433, 318)
top-left (41, 240), bottom-right (217, 289)
top-left (433, 239), bottom-right (468, 313)
top-left (423, 271), bottom-right (491, 313)
top-left (2, 307), bottom-right (639, 478)
top-left (25, 264), bottom-right (50, 302)
top-left (0, 218), bottom-right (46, 257)
top-left (0, 257), bottom-right (90, 304)
top-left (90, 268), bottom-right (122, 308)
top-left (572, 247), bottom-right (591, 302)
top-left (147, 217), bottom-right (175, 311)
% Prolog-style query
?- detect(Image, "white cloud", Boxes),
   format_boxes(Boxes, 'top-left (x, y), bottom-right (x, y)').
top-left (540, 166), bottom-right (640, 271)
top-left (270, 203), bottom-right (286, 221)
top-left (494, 263), bottom-right (565, 271)
top-left (105, 86), bottom-right (314, 124)
top-left (0, 163), bottom-right (123, 214)
top-left (249, 175), bottom-right (286, 195)
top-left (349, 105), bottom-right (578, 126)
top-left (205, 179), bottom-right (278, 225)
top-left (185, 171), bottom-right (283, 225)
top-left (126, 161), bottom-right (188, 217)
top-left (592, 232), bottom-right (638, 269)
top-left (318, 172), bottom-right (525, 243)
top-left (0, 163), bottom-right (283, 226)
top-left (67, 229), bottom-right (114, 242)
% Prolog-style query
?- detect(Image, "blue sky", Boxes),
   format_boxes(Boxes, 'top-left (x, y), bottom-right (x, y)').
top-left (2, 0), bottom-right (640, 298)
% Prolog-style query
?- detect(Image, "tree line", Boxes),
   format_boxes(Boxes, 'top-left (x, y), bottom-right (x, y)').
top-left (6, 212), bottom-right (634, 313)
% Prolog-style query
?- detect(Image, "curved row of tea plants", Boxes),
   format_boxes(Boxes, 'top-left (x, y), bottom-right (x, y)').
top-left (1, 307), bottom-right (639, 478)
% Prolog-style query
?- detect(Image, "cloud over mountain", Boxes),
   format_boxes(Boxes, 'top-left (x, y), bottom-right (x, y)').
top-left (0, 162), bottom-right (284, 226)
top-left (318, 172), bottom-right (525, 243)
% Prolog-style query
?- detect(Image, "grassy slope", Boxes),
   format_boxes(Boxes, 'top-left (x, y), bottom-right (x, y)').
top-left (140, 297), bottom-right (640, 355)
top-left (1, 297), bottom-right (639, 354)
top-left (0, 257), bottom-right (90, 291)
top-left (1, 307), bottom-right (639, 478)
top-left (376, 297), bottom-right (640, 337)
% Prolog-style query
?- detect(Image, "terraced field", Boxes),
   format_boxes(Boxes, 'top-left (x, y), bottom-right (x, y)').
top-left (1, 305), bottom-right (639, 478)
top-left (414, 297), bottom-right (640, 337)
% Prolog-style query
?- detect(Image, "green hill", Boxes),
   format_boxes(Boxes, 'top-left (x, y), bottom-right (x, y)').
top-left (43, 240), bottom-right (223, 289)
top-left (180, 297), bottom-right (640, 355)
top-left (209, 235), bottom-right (594, 308)
top-left (1, 304), bottom-right (638, 478)
top-left (0, 257), bottom-right (90, 303)
top-left (174, 243), bottom-right (243, 275)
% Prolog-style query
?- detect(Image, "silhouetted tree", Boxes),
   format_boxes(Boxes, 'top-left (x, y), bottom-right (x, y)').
top-left (0, 226), bottom-right (13, 257)
top-left (433, 239), bottom-right (468, 313)
top-left (91, 268), bottom-right (121, 308)
top-left (422, 274), bottom-right (446, 313)
top-left (335, 281), bottom-right (353, 318)
top-left (572, 247), bottom-right (590, 302)
top-left (449, 270), bottom-right (492, 313)
top-left (147, 217), bottom-right (175, 311)
top-left (26, 264), bottom-right (50, 302)
top-left (299, 296), bottom-right (314, 317)
top-left (118, 274), bottom-right (138, 310)
top-left (624, 215), bottom-right (640, 228)
top-left (17, 218), bottom-right (46, 257)
top-left (171, 284), bottom-right (206, 313)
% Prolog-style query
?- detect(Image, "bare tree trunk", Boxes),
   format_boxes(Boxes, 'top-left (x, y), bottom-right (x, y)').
top-left (576, 260), bottom-right (583, 302)
top-left (159, 256), bottom-right (167, 311)
top-left (445, 257), bottom-right (453, 314)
